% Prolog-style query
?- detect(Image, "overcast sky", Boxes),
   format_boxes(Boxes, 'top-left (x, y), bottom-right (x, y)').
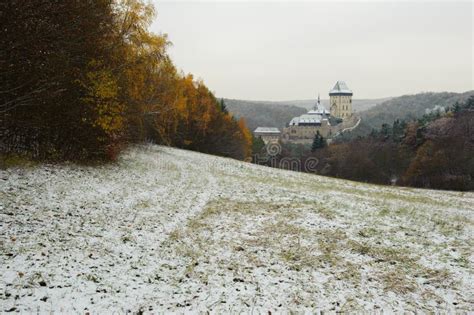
top-left (150, 1), bottom-right (473, 100)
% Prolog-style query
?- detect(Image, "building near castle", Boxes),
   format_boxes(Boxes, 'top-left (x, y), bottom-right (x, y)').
top-left (253, 127), bottom-right (281, 144)
top-left (255, 81), bottom-right (354, 145)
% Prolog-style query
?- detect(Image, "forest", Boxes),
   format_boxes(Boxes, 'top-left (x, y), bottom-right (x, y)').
top-left (256, 97), bottom-right (474, 191)
top-left (0, 0), bottom-right (252, 163)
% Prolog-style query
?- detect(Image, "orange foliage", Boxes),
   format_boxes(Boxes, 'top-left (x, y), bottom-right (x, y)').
top-left (238, 118), bottom-right (253, 158)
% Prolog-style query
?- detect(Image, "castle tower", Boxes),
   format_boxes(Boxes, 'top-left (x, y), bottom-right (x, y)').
top-left (329, 81), bottom-right (353, 120)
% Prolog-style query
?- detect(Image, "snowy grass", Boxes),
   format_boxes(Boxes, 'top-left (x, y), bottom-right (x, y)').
top-left (1, 144), bottom-right (473, 313)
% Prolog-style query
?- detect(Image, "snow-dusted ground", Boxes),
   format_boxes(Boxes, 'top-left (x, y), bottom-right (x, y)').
top-left (1, 145), bottom-right (473, 313)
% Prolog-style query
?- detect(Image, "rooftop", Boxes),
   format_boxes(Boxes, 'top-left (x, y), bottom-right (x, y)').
top-left (289, 113), bottom-right (330, 126)
top-left (329, 81), bottom-right (353, 95)
top-left (308, 107), bottom-right (330, 115)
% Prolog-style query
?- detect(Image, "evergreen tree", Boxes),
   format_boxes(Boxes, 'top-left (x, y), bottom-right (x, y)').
top-left (311, 131), bottom-right (325, 152)
top-left (219, 98), bottom-right (228, 114)
top-left (465, 96), bottom-right (474, 111)
top-left (452, 102), bottom-right (461, 113)
top-left (370, 128), bottom-right (378, 137)
top-left (392, 119), bottom-right (406, 142)
top-left (252, 135), bottom-right (265, 155)
top-left (380, 123), bottom-right (392, 139)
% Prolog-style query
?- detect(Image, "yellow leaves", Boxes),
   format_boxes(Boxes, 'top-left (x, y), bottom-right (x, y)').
top-left (238, 118), bottom-right (252, 145)
top-left (124, 66), bottom-right (147, 102)
top-left (175, 95), bottom-right (187, 114)
top-left (140, 32), bottom-right (169, 53)
top-left (114, 0), bottom-right (162, 49)
top-left (201, 111), bottom-right (212, 130)
top-left (232, 117), bottom-right (253, 159)
top-left (85, 68), bottom-right (118, 100)
top-left (81, 60), bottom-right (125, 137)
top-left (94, 100), bottom-right (125, 135)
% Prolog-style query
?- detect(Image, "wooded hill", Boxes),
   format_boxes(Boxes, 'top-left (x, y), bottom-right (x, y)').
top-left (225, 99), bottom-right (306, 131)
top-left (359, 91), bottom-right (474, 131)
top-left (276, 98), bottom-right (391, 112)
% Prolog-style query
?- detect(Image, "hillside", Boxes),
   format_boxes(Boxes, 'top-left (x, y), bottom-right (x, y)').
top-left (1, 145), bottom-right (473, 313)
top-left (225, 99), bottom-right (306, 131)
top-left (359, 91), bottom-right (474, 131)
top-left (278, 97), bottom-right (392, 112)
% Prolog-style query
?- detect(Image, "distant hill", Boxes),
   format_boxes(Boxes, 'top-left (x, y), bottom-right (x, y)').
top-left (225, 99), bottom-right (306, 131)
top-left (359, 91), bottom-right (474, 131)
top-left (278, 98), bottom-right (391, 112)
top-left (225, 97), bottom-right (390, 132)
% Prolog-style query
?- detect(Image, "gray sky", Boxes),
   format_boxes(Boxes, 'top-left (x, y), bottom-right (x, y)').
top-left (151, 1), bottom-right (473, 100)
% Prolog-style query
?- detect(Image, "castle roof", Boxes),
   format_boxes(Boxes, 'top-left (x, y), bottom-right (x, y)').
top-left (308, 106), bottom-right (330, 115)
top-left (329, 81), bottom-right (353, 96)
top-left (288, 94), bottom-right (330, 126)
top-left (290, 114), bottom-right (329, 126)
top-left (309, 94), bottom-right (330, 115)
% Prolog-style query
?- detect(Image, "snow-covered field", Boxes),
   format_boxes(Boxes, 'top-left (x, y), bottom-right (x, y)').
top-left (1, 145), bottom-right (473, 313)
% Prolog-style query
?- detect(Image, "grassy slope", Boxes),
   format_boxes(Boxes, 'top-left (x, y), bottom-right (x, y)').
top-left (1, 145), bottom-right (473, 313)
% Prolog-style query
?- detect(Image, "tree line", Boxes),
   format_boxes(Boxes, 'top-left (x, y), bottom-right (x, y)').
top-left (257, 97), bottom-right (474, 191)
top-left (0, 0), bottom-right (251, 162)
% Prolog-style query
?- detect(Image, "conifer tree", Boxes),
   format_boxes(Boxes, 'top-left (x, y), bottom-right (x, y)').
top-left (452, 102), bottom-right (461, 113)
top-left (219, 98), bottom-right (228, 114)
top-left (252, 136), bottom-right (265, 155)
top-left (311, 131), bottom-right (325, 152)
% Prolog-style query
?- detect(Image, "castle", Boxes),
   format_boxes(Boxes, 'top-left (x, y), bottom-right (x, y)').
top-left (279, 81), bottom-right (353, 144)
